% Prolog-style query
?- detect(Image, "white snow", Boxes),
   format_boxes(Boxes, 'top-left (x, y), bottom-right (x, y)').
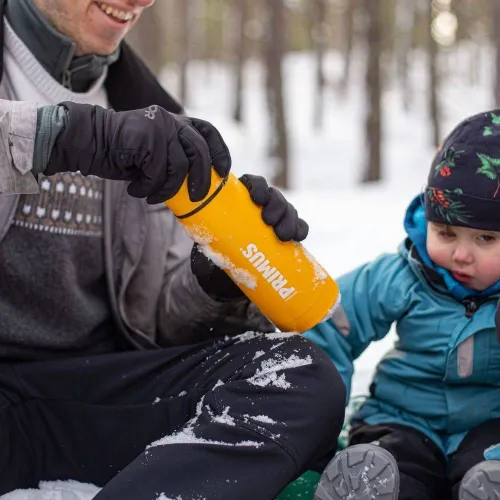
top-left (247, 354), bottom-right (314, 389)
top-left (234, 331), bottom-right (260, 343)
top-left (0, 481), bottom-right (101, 500)
top-left (210, 406), bottom-right (236, 427)
top-left (244, 415), bottom-right (278, 425)
top-left (5, 44), bottom-right (496, 498)
top-left (264, 332), bottom-right (298, 340)
top-left (227, 267), bottom-right (257, 290)
top-left (198, 244), bottom-right (258, 290)
top-left (147, 396), bottom-right (263, 450)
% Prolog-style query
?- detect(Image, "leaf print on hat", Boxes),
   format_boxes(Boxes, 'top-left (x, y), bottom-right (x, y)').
top-left (434, 147), bottom-right (464, 177)
top-left (427, 187), bottom-right (472, 225)
top-left (483, 113), bottom-right (500, 136)
top-left (491, 112), bottom-right (500, 125)
top-left (476, 153), bottom-right (500, 197)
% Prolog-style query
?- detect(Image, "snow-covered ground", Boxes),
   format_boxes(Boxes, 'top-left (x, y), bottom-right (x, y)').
top-left (3, 47), bottom-right (496, 499)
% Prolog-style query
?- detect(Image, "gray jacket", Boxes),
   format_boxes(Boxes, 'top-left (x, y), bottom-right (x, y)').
top-left (0, 100), bottom-right (273, 348)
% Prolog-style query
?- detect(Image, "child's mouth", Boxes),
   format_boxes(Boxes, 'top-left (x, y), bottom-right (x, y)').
top-left (452, 271), bottom-right (472, 283)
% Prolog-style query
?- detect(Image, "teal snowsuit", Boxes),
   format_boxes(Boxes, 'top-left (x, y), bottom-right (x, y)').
top-left (304, 196), bottom-right (500, 457)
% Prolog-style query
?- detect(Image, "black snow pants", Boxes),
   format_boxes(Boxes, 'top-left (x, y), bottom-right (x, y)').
top-left (0, 332), bottom-right (345, 500)
top-left (350, 419), bottom-right (500, 500)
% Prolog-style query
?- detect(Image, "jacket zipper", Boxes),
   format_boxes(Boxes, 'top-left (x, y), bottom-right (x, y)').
top-left (462, 298), bottom-right (478, 318)
top-left (62, 63), bottom-right (91, 91)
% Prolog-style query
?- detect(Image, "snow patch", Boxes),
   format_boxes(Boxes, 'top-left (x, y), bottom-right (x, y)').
top-left (213, 379), bottom-right (225, 390)
top-left (0, 481), bottom-right (101, 500)
top-left (264, 332), bottom-right (297, 340)
top-left (270, 342), bottom-right (285, 351)
top-left (184, 224), bottom-right (214, 245)
top-left (198, 245), bottom-right (258, 290)
top-left (228, 267), bottom-right (257, 290)
top-left (210, 406), bottom-right (236, 426)
top-left (248, 354), bottom-right (313, 389)
top-left (147, 397), bottom-right (263, 449)
top-left (244, 414), bottom-right (278, 425)
top-left (234, 331), bottom-right (261, 343)
top-left (199, 245), bottom-right (232, 270)
top-left (302, 246), bottom-right (328, 285)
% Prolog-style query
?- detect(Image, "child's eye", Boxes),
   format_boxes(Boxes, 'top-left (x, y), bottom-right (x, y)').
top-left (478, 234), bottom-right (496, 243)
top-left (438, 230), bottom-right (454, 238)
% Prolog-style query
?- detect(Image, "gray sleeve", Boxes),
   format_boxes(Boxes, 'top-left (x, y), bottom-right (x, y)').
top-left (158, 219), bottom-right (275, 346)
top-left (33, 104), bottom-right (68, 174)
top-left (0, 99), bottom-right (39, 194)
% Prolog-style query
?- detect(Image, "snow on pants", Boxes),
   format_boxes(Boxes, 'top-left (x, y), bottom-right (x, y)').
top-left (0, 332), bottom-right (345, 500)
top-left (349, 419), bottom-right (500, 500)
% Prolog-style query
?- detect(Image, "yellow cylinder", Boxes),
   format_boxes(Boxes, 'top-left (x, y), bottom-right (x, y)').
top-left (165, 170), bottom-right (340, 333)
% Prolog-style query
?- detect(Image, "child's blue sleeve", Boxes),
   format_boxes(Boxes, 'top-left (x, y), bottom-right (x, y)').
top-left (303, 253), bottom-right (412, 403)
top-left (484, 444), bottom-right (500, 460)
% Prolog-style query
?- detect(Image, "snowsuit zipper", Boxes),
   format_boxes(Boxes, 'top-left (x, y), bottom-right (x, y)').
top-left (463, 298), bottom-right (478, 318)
top-left (462, 296), bottom-right (498, 318)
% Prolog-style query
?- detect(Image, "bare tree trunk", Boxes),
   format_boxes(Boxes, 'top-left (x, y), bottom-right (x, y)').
top-left (396, 0), bottom-right (415, 112)
top-left (338, 0), bottom-right (355, 96)
top-left (362, 0), bottom-right (383, 183)
top-left (265, 0), bottom-right (289, 188)
top-left (232, 0), bottom-right (248, 122)
top-left (178, 0), bottom-right (191, 106)
top-left (493, 0), bottom-right (500, 105)
top-left (427, 0), bottom-right (440, 147)
top-left (311, 0), bottom-right (328, 129)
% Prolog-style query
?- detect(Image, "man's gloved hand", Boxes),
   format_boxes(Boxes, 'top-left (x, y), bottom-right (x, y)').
top-left (44, 102), bottom-right (231, 204)
top-left (191, 174), bottom-right (309, 301)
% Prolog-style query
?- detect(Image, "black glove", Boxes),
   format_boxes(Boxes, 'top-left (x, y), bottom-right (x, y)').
top-left (191, 174), bottom-right (309, 301)
top-left (45, 102), bottom-right (231, 204)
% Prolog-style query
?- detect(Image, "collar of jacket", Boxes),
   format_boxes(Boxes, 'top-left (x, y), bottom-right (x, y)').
top-left (0, 0), bottom-right (184, 350)
top-left (5, 0), bottom-right (120, 92)
top-left (0, 0), bottom-right (184, 113)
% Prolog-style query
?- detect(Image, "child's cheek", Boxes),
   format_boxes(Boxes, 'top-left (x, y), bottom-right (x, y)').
top-left (478, 256), bottom-right (500, 283)
top-left (427, 245), bottom-right (449, 269)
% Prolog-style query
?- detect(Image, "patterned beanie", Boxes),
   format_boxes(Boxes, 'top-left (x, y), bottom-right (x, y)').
top-left (425, 109), bottom-right (500, 231)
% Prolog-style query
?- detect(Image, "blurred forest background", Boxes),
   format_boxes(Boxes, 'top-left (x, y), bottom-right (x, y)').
top-left (126, 0), bottom-right (496, 189)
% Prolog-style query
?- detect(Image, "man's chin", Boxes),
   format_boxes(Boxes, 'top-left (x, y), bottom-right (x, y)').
top-left (75, 39), bottom-right (122, 57)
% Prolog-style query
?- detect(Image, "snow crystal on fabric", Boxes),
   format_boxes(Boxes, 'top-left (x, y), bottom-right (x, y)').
top-left (247, 354), bottom-right (313, 389)
top-left (147, 397), bottom-right (263, 449)
top-left (244, 414), bottom-right (278, 425)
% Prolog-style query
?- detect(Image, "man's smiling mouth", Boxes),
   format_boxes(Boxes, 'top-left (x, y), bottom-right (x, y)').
top-left (95, 2), bottom-right (135, 22)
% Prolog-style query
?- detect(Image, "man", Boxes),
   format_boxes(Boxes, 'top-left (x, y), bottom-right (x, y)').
top-left (0, 0), bottom-right (346, 499)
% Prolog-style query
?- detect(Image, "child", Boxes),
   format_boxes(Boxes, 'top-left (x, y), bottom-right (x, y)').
top-left (306, 110), bottom-right (500, 500)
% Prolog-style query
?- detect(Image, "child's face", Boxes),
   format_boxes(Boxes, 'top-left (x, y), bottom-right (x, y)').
top-left (427, 222), bottom-right (500, 291)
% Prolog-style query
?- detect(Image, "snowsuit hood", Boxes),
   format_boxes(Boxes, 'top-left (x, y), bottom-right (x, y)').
top-left (402, 194), bottom-right (500, 300)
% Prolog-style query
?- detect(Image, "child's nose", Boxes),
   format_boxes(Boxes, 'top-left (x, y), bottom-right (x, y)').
top-left (452, 245), bottom-right (474, 264)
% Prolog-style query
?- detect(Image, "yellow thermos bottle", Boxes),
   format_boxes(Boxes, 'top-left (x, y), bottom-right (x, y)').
top-left (164, 170), bottom-right (340, 333)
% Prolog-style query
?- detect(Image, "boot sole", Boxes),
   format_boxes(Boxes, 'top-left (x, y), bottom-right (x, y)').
top-left (460, 460), bottom-right (500, 500)
top-left (314, 444), bottom-right (399, 500)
